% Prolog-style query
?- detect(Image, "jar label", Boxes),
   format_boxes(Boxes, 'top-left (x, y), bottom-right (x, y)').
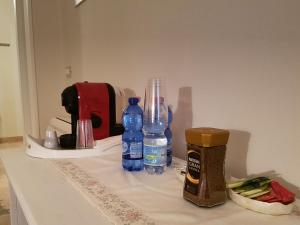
top-left (143, 144), bottom-right (166, 166)
top-left (185, 150), bottom-right (201, 195)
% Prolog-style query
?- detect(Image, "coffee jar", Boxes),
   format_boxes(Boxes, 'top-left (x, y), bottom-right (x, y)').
top-left (183, 128), bottom-right (230, 207)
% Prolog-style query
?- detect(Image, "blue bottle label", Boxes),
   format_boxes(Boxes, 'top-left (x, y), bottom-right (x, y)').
top-left (144, 144), bottom-right (166, 166)
top-left (122, 142), bottom-right (129, 153)
top-left (167, 138), bottom-right (172, 150)
top-left (122, 141), bottom-right (143, 159)
top-left (130, 142), bottom-right (143, 158)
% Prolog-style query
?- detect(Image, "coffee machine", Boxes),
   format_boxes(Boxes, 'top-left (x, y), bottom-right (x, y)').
top-left (60, 82), bottom-right (124, 148)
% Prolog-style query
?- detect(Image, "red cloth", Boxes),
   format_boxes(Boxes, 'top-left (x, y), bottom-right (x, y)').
top-left (256, 181), bottom-right (295, 205)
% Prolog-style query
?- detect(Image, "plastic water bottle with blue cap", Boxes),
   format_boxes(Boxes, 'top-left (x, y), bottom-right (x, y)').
top-left (165, 106), bottom-right (173, 166)
top-left (122, 97), bottom-right (144, 171)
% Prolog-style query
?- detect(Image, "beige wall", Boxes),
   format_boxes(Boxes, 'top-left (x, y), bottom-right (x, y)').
top-left (33, 0), bottom-right (300, 192)
top-left (0, 0), bottom-right (23, 138)
top-left (31, 0), bottom-right (69, 137)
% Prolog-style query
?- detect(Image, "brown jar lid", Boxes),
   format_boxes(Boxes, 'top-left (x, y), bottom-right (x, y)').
top-left (185, 127), bottom-right (230, 147)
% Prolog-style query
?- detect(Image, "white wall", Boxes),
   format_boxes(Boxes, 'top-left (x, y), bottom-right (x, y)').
top-left (31, 0), bottom-right (70, 137)
top-left (0, 0), bottom-right (23, 138)
top-left (33, 0), bottom-right (300, 194)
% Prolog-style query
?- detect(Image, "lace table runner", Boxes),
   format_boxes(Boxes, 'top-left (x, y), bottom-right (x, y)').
top-left (53, 159), bottom-right (156, 225)
top-left (51, 149), bottom-right (300, 225)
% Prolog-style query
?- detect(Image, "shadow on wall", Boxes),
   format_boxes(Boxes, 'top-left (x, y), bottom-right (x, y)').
top-left (225, 130), bottom-right (251, 180)
top-left (123, 88), bottom-right (136, 101)
top-left (115, 88), bottom-right (136, 123)
top-left (172, 87), bottom-right (193, 160)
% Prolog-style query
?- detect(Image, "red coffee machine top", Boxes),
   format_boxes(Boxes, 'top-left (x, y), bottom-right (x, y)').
top-left (61, 82), bottom-right (123, 148)
top-left (76, 82), bottom-right (110, 139)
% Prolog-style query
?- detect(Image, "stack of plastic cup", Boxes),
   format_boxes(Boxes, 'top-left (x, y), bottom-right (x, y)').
top-left (76, 119), bottom-right (94, 149)
top-left (143, 78), bottom-right (168, 174)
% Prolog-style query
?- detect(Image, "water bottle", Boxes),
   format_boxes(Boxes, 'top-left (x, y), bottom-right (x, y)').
top-left (165, 106), bottom-right (173, 166)
top-left (143, 78), bottom-right (168, 174)
top-left (122, 97), bottom-right (144, 171)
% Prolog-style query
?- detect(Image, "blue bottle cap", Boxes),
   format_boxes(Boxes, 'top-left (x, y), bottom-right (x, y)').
top-left (128, 97), bottom-right (139, 105)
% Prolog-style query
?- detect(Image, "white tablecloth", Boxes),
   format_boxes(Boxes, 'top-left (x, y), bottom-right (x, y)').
top-left (52, 146), bottom-right (300, 225)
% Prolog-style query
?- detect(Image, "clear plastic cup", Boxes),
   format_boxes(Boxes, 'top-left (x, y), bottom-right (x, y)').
top-left (143, 78), bottom-right (168, 134)
top-left (44, 127), bottom-right (59, 149)
top-left (76, 119), bottom-right (94, 149)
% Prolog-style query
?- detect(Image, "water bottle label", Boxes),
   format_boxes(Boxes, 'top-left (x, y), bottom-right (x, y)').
top-left (167, 138), bottom-right (172, 152)
top-left (122, 141), bottom-right (143, 159)
top-left (130, 142), bottom-right (143, 158)
top-left (144, 144), bottom-right (166, 166)
top-left (167, 137), bottom-right (172, 145)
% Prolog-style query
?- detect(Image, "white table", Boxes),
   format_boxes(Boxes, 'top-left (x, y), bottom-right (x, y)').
top-left (1, 147), bottom-right (299, 225)
top-left (0, 148), bottom-right (111, 225)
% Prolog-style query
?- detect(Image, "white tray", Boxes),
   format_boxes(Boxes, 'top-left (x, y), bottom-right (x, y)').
top-left (26, 135), bottom-right (121, 159)
top-left (229, 188), bottom-right (295, 215)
